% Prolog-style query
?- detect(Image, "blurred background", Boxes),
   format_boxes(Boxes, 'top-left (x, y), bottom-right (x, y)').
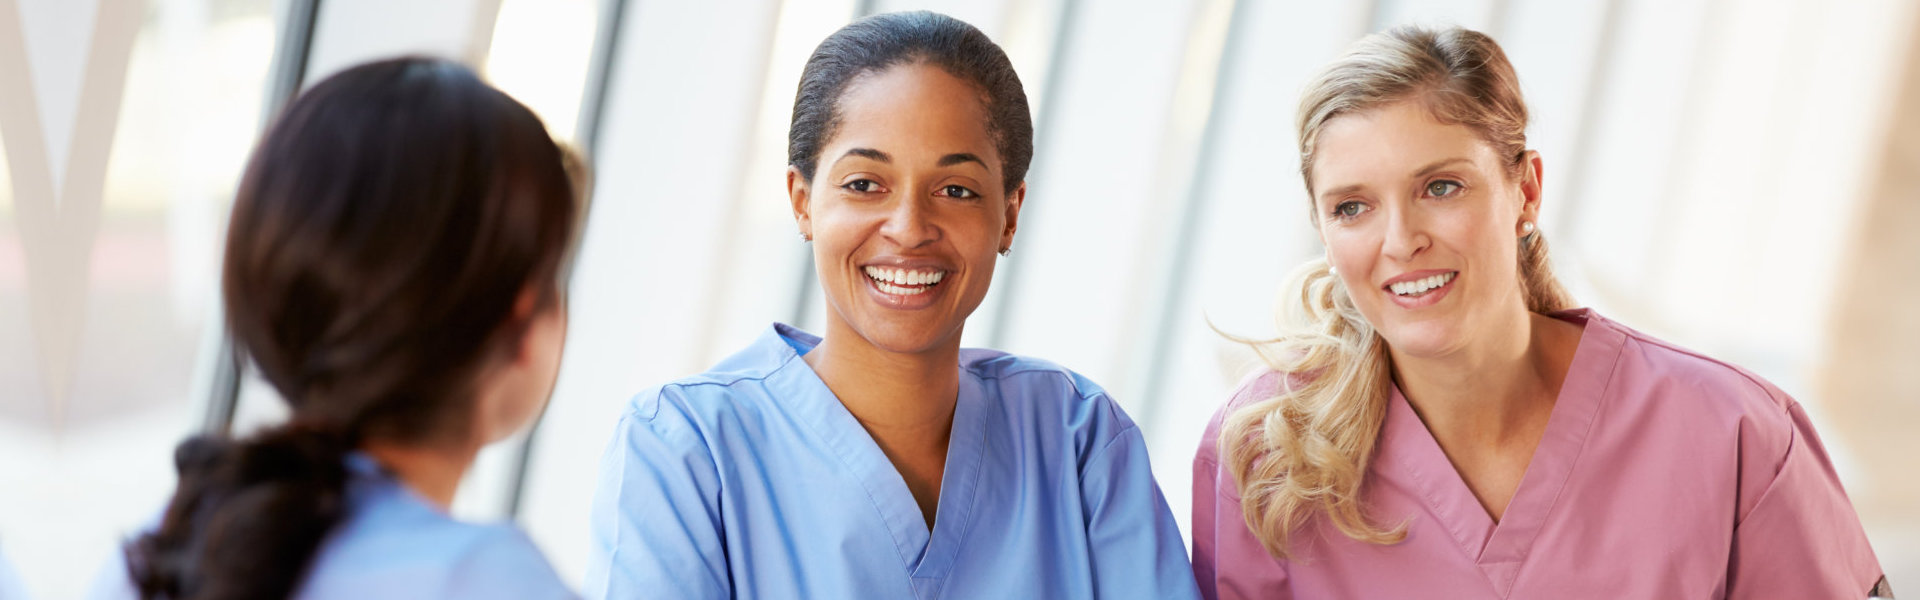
top-left (2, 0), bottom-right (1916, 597)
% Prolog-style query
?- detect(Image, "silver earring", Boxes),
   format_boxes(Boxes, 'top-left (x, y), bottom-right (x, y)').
top-left (998, 246), bottom-right (1011, 257)
top-left (1328, 265), bottom-right (1337, 275)
top-left (800, 232), bottom-right (812, 242)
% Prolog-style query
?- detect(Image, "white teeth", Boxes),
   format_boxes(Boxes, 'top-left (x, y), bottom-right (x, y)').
top-left (863, 265), bottom-right (946, 289)
top-left (876, 281), bottom-right (927, 295)
top-left (1391, 272), bottom-right (1455, 296)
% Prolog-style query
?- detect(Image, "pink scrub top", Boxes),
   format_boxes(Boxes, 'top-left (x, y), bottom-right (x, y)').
top-left (1192, 309), bottom-right (1885, 599)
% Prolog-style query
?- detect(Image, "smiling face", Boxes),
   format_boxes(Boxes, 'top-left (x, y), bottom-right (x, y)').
top-left (1309, 99), bottom-right (1541, 360)
top-left (789, 63), bottom-right (1023, 356)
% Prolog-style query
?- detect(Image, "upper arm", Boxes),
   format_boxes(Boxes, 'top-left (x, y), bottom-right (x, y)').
top-left (1079, 420), bottom-right (1201, 600)
top-left (1191, 379), bottom-right (1293, 600)
top-left (585, 391), bottom-right (730, 600)
top-left (1725, 398), bottom-right (1883, 598)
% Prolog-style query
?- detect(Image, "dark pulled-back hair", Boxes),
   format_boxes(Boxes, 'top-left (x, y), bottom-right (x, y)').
top-left (788, 10), bottom-right (1033, 193)
top-left (124, 57), bottom-right (581, 599)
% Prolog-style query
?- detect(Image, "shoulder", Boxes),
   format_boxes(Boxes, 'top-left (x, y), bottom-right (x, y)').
top-left (306, 502), bottom-right (570, 598)
top-left (964, 349), bottom-right (1138, 453)
top-left (618, 352), bottom-right (804, 441)
top-left (621, 322), bottom-right (809, 424)
top-left (442, 526), bottom-right (574, 599)
top-left (966, 349), bottom-right (1109, 403)
top-left (1598, 314), bottom-right (1796, 423)
top-left (1196, 370), bottom-right (1295, 466)
top-left (1582, 313), bottom-right (1801, 470)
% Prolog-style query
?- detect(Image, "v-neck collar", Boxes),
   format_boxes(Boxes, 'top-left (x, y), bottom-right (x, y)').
top-left (1376, 309), bottom-right (1627, 597)
top-left (761, 323), bottom-right (990, 584)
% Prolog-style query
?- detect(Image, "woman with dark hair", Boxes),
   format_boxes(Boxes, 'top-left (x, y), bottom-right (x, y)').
top-left (93, 57), bottom-right (583, 599)
top-left (587, 11), bottom-right (1197, 600)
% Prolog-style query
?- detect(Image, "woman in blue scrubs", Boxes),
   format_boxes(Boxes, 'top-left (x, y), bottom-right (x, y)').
top-left (100, 58), bottom-right (582, 599)
top-left (586, 11), bottom-right (1197, 600)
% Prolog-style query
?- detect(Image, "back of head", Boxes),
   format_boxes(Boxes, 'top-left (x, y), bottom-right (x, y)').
top-left (125, 57), bottom-right (580, 599)
top-left (788, 10), bottom-right (1033, 194)
top-left (1220, 24), bottom-right (1571, 560)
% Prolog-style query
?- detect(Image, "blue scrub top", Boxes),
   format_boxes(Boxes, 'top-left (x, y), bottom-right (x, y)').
top-left (586, 323), bottom-right (1199, 599)
top-left (91, 453), bottom-right (575, 600)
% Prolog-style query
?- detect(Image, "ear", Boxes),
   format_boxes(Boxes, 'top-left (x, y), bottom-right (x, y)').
top-left (506, 285), bottom-right (546, 366)
top-left (1517, 150), bottom-right (1545, 231)
top-left (1001, 181), bottom-right (1026, 253)
top-left (788, 166), bottom-right (813, 239)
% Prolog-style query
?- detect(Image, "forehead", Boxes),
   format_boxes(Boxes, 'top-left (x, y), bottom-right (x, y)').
top-left (825, 63), bottom-right (999, 165)
top-left (1310, 101), bottom-right (1500, 192)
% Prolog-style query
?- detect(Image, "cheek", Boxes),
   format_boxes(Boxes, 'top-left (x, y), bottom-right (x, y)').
top-left (1321, 229), bottom-right (1376, 282)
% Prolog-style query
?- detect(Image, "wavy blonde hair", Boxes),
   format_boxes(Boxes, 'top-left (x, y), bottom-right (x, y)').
top-left (1220, 25), bottom-right (1575, 559)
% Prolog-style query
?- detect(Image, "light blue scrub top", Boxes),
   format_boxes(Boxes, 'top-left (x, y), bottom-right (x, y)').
top-left (90, 453), bottom-right (575, 600)
top-left (586, 323), bottom-right (1199, 599)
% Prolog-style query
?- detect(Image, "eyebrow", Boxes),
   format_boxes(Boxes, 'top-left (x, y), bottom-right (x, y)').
top-left (830, 148), bottom-right (989, 170)
top-left (1315, 156), bottom-right (1474, 203)
top-left (937, 153), bottom-right (988, 169)
top-left (835, 147), bottom-right (891, 165)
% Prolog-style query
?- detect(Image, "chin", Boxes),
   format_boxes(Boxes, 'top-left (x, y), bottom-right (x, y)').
top-left (850, 313), bottom-right (964, 355)
top-left (1376, 317), bottom-right (1464, 359)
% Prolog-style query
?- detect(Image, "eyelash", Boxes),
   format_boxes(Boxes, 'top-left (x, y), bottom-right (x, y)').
top-left (841, 178), bottom-right (884, 194)
top-left (840, 180), bottom-right (979, 201)
top-left (1330, 201), bottom-right (1367, 222)
top-left (1425, 179), bottom-right (1464, 198)
top-left (937, 185), bottom-right (978, 199)
top-left (1327, 180), bottom-right (1464, 222)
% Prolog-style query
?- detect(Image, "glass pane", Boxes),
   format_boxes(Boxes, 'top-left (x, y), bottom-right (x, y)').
top-left (0, 1), bottom-right (282, 597)
top-left (484, 0), bottom-right (598, 142)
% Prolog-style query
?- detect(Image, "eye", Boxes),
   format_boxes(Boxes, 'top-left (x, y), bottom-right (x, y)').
top-left (936, 184), bottom-right (978, 199)
top-left (841, 178), bottom-right (886, 194)
top-left (1331, 200), bottom-right (1369, 221)
top-left (1425, 180), bottom-right (1463, 198)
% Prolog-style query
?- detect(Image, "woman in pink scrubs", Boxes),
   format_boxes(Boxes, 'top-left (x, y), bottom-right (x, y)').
top-left (1191, 25), bottom-right (1890, 599)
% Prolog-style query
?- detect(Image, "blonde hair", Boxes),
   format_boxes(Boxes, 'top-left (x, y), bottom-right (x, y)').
top-left (1220, 25), bottom-right (1575, 559)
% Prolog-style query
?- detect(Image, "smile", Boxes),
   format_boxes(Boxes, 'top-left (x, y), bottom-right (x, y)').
top-left (1387, 271), bottom-right (1455, 297)
top-left (863, 265), bottom-right (947, 296)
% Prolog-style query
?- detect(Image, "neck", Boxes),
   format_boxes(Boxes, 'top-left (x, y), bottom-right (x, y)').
top-left (804, 324), bottom-right (961, 439)
top-left (359, 438), bottom-right (479, 511)
top-left (1390, 309), bottom-right (1574, 447)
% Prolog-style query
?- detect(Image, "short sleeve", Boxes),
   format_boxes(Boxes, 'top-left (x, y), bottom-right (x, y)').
top-left (584, 389), bottom-right (731, 600)
top-left (1078, 424), bottom-right (1202, 600)
top-left (1191, 372), bottom-right (1292, 600)
top-left (445, 528), bottom-right (578, 599)
top-left (1725, 401), bottom-right (1884, 598)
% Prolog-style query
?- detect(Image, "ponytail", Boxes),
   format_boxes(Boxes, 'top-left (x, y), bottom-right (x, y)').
top-left (127, 423), bottom-right (355, 599)
top-left (1218, 258), bottom-right (1404, 559)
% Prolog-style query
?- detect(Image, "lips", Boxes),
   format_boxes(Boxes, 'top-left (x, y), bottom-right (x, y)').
top-left (862, 265), bottom-right (946, 295)
top-left (1379, 269), bottom-right (1458, 308)
top-left (858, 261), bottom-right (953, 309)
top-left (1387, 271), bottom-right (1455, 297)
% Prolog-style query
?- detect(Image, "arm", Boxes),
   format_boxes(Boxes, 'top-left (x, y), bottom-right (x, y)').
top-left (584, 393), bottom-right (731, 600)
top-left (1193, 374), bottom-right (1291, 600)
top-left (1725, 400), bottom-right (1885, 598)
top-left (1079, 425), bottom-right (1202, 600)
top-left (1191, 452), bottom-right (1291, 600)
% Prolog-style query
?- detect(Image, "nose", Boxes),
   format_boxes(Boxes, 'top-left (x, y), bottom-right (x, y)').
top-left (879, 194), bottom-right (939, 249)
top-left (1380, 199), bottom-right (1429, 262)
